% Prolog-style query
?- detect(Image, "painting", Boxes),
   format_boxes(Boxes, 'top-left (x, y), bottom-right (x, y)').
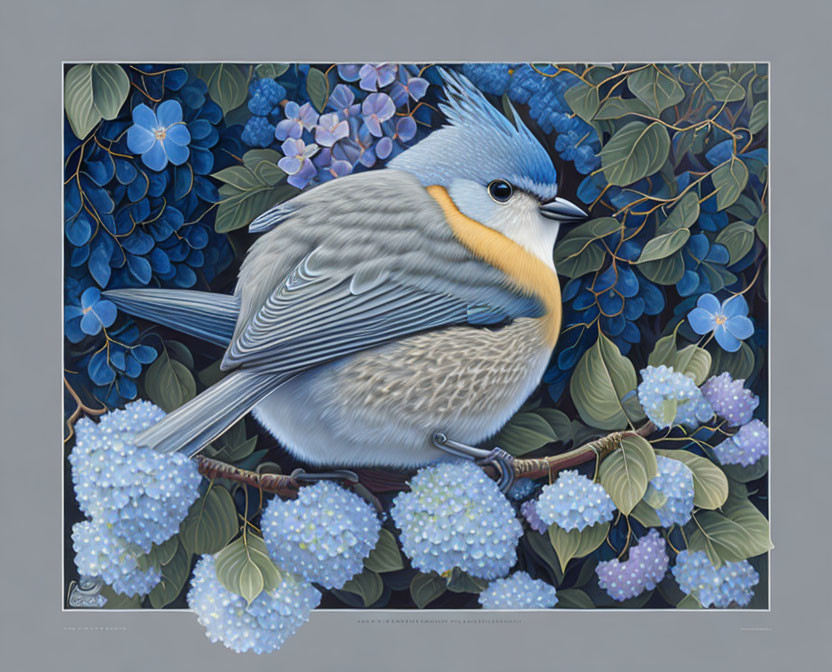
top-left (63, 62), bottom-right (771, 654)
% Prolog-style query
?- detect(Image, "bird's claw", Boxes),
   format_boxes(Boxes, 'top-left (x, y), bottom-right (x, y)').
top-left (432, 433), bottom-right (516, 493)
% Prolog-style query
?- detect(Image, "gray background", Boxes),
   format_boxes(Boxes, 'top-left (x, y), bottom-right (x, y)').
top-left (1, 0), bottom-right (829, 668)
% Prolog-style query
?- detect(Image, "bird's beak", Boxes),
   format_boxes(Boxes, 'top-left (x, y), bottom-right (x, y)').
top-left (539, 197), bottom-right (588, 223)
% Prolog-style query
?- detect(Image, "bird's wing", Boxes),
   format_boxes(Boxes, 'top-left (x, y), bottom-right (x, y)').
top-left (222, 169), bottom-right (543, 372)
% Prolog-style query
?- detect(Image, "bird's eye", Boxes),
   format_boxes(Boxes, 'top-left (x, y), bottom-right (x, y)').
top-left (487, 180), bottom-right (513, 203)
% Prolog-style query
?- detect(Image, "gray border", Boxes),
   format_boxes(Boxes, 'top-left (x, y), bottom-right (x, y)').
top-left (2, 0), bottom-right (830, 669)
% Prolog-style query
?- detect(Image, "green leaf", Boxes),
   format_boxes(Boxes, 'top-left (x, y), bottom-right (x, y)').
top-left (164, 340), bottom-right (194, 369)
top-left (749, 100), bottom-right (768, 134)
top-left (594, 97), bottom-right (652, 120)
top-left (90, 64), bottom-right (130, 120)
top-left (564, 83), bottom-right (599, 123)
top-left (553, 217), bottom-right (620, 278)
top-left (656, 450), bottom-right (728, 510)
top-left (100, 584), bottom-right (142, 609)
top-left (149, 542), bottom-right (191, 609)
top-left (143, 350), bottom-right (196, 412)
top-left (180, 486), bottom-right (239, 556)
top-left (671, 345), bottom-right (712, 386)
top-left (213, 435), bottom-right (257, 463)
top-left (215, 534), bottom-right (282, 605)
top-left (686, 500), bottom-right (772, 566)
top-left (716, 221), bottom-right (756, 263)
top-left (599, 434), bottom-right (658, 515)
top-left (636, 228), bottom-right (690, 264)
top-left (363, 529), bottom-right (403, 574)
top-left (340, 569), bottom-right (384, 607)
top-left (492, 411), bottom-right (558, 457)
top-left (638, 250), bottom-right (685, 285)
top-left (711, 157), bottom-right (749, 211)
top-left (198, 359), bottom-right (227, 388)
top-left (627, 65), bottom-right (684, 115)
top-left (525, 531), bottom-right (564, 585)
top-left (64, 64), bottom-right (101, 139)
top-left (446, 568), bottom-right (488, 594)
top-left (755, 212), bottom-right (768, 246)
top-left (570, 333), bottom-right (641, 430)
top-left (677, 593), bottom-right (703, 609)
top-left (548, 522), bottom-right (609, 572)
top-left (410, 572), bottom-right (447, 608)
top-left (709, 341), bottom-right (755, 380)
top-left (555, 588), bottom-right (595, 609)
top-left (599, 121), bottom-right (671, 186)
top-left (630, 500), bottom-right (662, 528)
top-left (255, 63), bottom-right (290, 79)
top-left (306, 67), bottom-right (329, 113)
top-left (204, 64), bottom-right (249, 116)
top-left (707, 73), bottom-right (746, 102)
top-left (139, 535), bottom-right (179, 571)
top-left (658, 192), bottom-right (700, 234)
top-left (720, 456), bottom-right (768, 484)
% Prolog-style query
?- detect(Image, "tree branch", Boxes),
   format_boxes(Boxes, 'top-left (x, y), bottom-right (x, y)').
top-left (195, 421), bottom-right (657, 498)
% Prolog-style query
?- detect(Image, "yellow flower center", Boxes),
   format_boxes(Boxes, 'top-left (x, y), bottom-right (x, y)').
top-left (715, 314), bottom-right (727, 325)
top-left (154, 128), bottom-right (167, 141)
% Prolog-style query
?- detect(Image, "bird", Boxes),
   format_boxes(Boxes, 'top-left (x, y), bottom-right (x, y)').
top-left (105, 69), bottom-right (587, 474)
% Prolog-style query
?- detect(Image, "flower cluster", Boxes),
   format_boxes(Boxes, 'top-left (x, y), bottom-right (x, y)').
top-left (519, 500), bottom-right (549, 534)
top-left (478, 571), bottom-right (558, 610)
top-left (534, 470), bottom-right (616, 532)
top-left (672, 550), bottom-right (759, 608)
top-left (188, 555), bottom-right (321, 654)
top-left (69, 401), bottom-right (202, 553)
top-left (72, 520), bottom-right (161, 597)
top-left (644, 456), bottom-right (695, 527)
top-left (237, 64), bottom-right (435, 190)
top-left (713, 419), bottom-right (769, 467)
top-left (260, 481), bottom-right (381, 590)
top-left (596, 529), bottom-right (669, 601)
top-left (700, 372), bottom-right (760, 426)
top-left (391, 461), bottom-right (522, 580)
top-left (637, 365), bottom-right (714, 430)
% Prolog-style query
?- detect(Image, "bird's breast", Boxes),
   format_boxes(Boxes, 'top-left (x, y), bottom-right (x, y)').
top-left (426, 185), bottom-right (562, 348)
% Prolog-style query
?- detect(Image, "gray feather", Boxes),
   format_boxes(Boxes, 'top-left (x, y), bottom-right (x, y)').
top-left (104, 289), bottom-right (239, 346)
top-left (135, 370), bottom-right (288, 456)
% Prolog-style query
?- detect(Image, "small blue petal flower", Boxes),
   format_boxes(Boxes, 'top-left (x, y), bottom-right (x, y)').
top-left (126, 102), bottom-right (191, 172)
top-left (687, 294), bottom-right (754, 352)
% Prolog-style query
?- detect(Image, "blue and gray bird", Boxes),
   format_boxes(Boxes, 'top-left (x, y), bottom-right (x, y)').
top-left (106, 70), bottom-right (586, 472)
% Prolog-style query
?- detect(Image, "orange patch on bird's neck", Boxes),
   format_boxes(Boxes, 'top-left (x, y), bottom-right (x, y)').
top-left (427, 185), bottom-right (562, 348)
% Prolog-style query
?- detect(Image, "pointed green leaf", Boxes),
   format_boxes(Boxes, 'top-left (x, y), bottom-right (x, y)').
top-left (149, 542), bottom-right (192, 609)
top-left (639, 250), bottom-right (685, 285)
top-left (364, 529), bottom-right (403, 574)
top-left (636, 228), bottom-right (690, 264)
top-left (215, 534), bottom-right (282, 605)
top-left (707, 73), bottom-right (745, 102)
top-left (180, 486), bottom-right (239, 556)
top-left (64, 64), bottom-right (101, 139)
top-left (205, 64), bottom-right (249, 116)
top-left (594, 97), bottom-right (652, 120)
top-left (686, 501), bottom-right (772, 566)
top-left (599, 121), bottom-right (670, 186)
top-left (553, 217), bottom-right (620, 278)
top-left (340, 569), bottom-right (384, 607)
top-left (658, 192), bottom-right (700, 234)
top-left (564, 83), bottom-right (600, 123)
top-left (712, 157), bottom-right (749, 211)
top-left (492, 411), bottom-right (558, 456)
top-left (90, 64), bottom-right (130, 120)
top-left (446, 568), bottom-right (489, 594)
top-left (306, 67), bottom-right (329, 113)
top-left (410, 572), bottom-right (447, 608)
top-left (656, 450), bottom-right (728, 510)
top-left (143, 350), bottom-right (196, 412)
top-left (716, 221), bottom-right (756, 263)
top-left (599, 434), bottom-right (658, 515)
top-left (749, 100), bottom-right (768, 134)
top-left (755, 212), bottom-right (768, 246)
top-left (548, 522), bottom-right (610, 572)
top-left (255, 63), bottom-right (290, 79)
top-left (630, 500), bottom-right (662, 528)
top-left (627, 65), bottom-right (684, 115)
top-left (555, 588), bottom-right (595, 608)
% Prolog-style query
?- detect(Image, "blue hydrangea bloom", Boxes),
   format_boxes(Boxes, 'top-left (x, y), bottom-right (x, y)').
top-left (314, 112), bottom-right (350, 147)
top-left (478, 571), bottom-right (557, 609)
top-left (278, 138), bottom-right (319, 189)
top-left (361, 93), bottom-right (395, 137)
top-left (638, 365), bottom-right (714, 430)
top-left (644, 456), bottom-right (695, 527)
top-left (358, 63), bottom-right (397, 91)
top-left (126, 101), bottom-right (191, 171)
top-left (535, 470), bottom-right (615, 532)
top-left (596, 529), bottom-right (669, 601)
top-left (462, 63), bottom-right (514, 96)
top-left (188, 555), bottom-right (321, 654)
top-left (700, 372), bottom-right (760, 426)
top-left (713, 419), bottom-right (769, 467)
top-left (687, 294), bottom-right (754, 353)
top-left (672, 550), bottom-right (759, 608)
top-left (68, 400), bottom-right (202, 552)
top-left (261, 481), bottom-right (381, 590)
top-left (247, 78), bottom-right (286, 116)
top-left (241, 116), bottom-right (276, 148)
top-left (391, 461), bottom-right (522, 580)
top-left (72, 520), bottom-right (160, 597)
top-left (275, 101), bottom-right (318, 141)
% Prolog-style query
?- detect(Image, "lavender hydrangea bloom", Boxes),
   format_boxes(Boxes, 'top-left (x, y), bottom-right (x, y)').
top-left (278, 138), bottom-right (319, 189)
top-left (520, 500), bottom-right (549, 534)
top-left (390, 72), bottom-right (429, 105)
top-left (700, 372), bottom-right (760, 427)
top-left (358, 63), bottom-right (397, 91)
top-left (713, 419), bottom-right (769, 467)
top-left (334, 122), bottom-right (377, 168)
top-left (327, 84), bottom-right (361, 120)
top-left (313, 148), bottom-right (353, 183)
top-left (275, 101), bottom-right (319, 141)
top-left (314, 112), bottom-right (350, 147)
top-left (361, 93), bottom-right (396, 137)
top-left (596, 529), bottom-right (669, 601)
top-left (336, 64), bottom-right (362, 82)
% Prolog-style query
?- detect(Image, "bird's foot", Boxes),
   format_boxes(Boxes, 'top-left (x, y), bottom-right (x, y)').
top-left (431, 433), bottom-right (516, 493)
top-left (290, 468), bottom-right (359, 484)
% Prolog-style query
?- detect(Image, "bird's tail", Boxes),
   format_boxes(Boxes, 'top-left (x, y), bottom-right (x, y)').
top-left (136, 369), bottom-right (288, 456)
top-left (103, 288), bottom-right (239, 347)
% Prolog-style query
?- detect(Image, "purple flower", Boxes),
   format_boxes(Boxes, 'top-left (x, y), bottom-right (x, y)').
top-left (327, 84), bottom-right (361, 120)
top-left (313, 148), bottom-right (353, 183)
top-left (700, 372), bottom-right (759, 426)
top-left (65, 287), bottom-right (117, 341)
top-left (333, 122), bottom-right (377, 168)
top-left (278, 138), bottom-right (319, 189)
top-left (375, 136), bottom-right (393, 160)
top-left (387, 115), bottom-right (417, 143)
top-left (687, 294), bottom-right (754, 352)
top-left (361, 93), bottom-right (396, 138)
top-left (275, 102), bottom-right (319, 141)
top-left (336, 64), bottom-right (362, 82)
top-left (314, 113), bottom-right (349, 147)
top-left (126, 101), bottom-right (191, 171)
top-left (358, 63), bottom-right (397, 91)
top-left (390, 73), bottom-right (429, 106)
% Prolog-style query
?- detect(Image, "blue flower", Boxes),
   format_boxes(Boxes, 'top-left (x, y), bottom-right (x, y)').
top-left (676, 234), bottom-right (730, 297)
top-left (241, 115), bottom-right (276, 148)
top-left (65, 287), bottom-right (117, 340)
top-left (314, 112), bottom-right (349, 147)
top-left (327, 84), bottom-right (361, 120)
top-left (687, 294), bottom-right (754, 352)
top-left (278, 138), bottom-right (319, 189)
top-left (275, 102), bottom-right (318, 141)
top-left (361, 93), bottom-right (395, 138)
top-left (358, 63), bottom-right (397, 91)
top-left (126, 101), bottom-right (191, 171)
